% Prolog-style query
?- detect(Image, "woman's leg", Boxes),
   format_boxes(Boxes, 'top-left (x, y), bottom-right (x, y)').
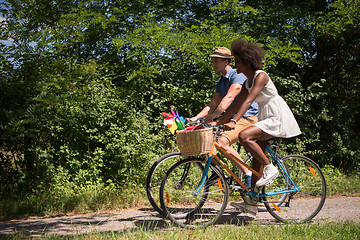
top-left (239, 126), bottom-right (279, 187)
top-left (238, 125), bottom-right (272, 164)
top-left (250, 141), bottom-right (267, 188)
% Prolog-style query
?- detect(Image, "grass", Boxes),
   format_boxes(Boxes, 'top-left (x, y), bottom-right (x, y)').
top-left (321, 165), bottom-right (360, 196)
top-left (91, 222), bottom-right (360, 240)
top-left (0, 184), bottom-right (148, 221)
top-left (1, 221), bottom-right (359, 239)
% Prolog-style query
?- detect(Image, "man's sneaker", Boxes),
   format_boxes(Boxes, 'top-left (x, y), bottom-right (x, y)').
top-left (244, 173), bottom-right (252, 189)
top-left (230, 202), bottom-right (258, 216)
top-left (255, 163), bottom-right (279, 187)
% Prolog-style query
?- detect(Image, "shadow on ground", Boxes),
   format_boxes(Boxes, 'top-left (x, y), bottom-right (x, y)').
top-left (0, 207), bottom-right (277, 237)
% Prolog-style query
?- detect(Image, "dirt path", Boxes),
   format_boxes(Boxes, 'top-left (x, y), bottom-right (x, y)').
top-left (0, 197), bottom-right (359, 237)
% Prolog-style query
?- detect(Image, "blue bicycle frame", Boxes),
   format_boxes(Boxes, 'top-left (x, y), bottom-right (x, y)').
top-left (194, 143), bottom-right (301, 200)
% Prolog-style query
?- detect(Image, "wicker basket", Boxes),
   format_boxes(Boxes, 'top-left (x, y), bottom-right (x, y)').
top-left (176, 128), bottom-right (214, 156)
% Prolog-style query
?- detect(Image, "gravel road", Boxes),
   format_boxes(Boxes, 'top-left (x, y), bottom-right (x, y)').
top-left (0, 197), bottom-right (359, 237)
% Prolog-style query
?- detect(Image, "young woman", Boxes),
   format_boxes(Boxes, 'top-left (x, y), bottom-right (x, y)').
top-left (219, 39), bottom-right (301, 188)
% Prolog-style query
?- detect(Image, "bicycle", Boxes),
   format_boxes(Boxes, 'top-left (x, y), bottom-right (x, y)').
top-left (146, 119), bottom-right (257, 217)
top-left (146, 118), bottom-right (288, 217)
top-left (146, 148), bottom-right (255, 217)
top-left (159, 125), bottom-right (327, 228)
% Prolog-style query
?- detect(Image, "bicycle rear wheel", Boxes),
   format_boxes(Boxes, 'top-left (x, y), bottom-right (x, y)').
top-left (146, 152), bottom-right (203, 216)
top-left (160, 158), bottom-right (229, 228)
top-left (264, 155), bottom-right (327, 223)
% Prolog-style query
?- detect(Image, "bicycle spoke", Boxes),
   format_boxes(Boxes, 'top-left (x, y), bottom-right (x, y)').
top-left (160, 159), bottom-right (229, 228)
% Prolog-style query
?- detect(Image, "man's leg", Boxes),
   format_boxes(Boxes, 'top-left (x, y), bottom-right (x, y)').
top-left (218, 117), bottom-right (257, 188)
top-left (219, 117), bottom-right (257, 172)
top-left (217, 136), bottom-right (250, 174)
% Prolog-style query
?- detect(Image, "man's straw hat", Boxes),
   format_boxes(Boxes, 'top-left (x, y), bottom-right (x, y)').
top-left (209, 47), bottom-right (233, 59)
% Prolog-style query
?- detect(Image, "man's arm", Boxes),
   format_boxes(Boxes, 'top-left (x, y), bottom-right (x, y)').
top-left (190, 92), bottom-right (222, 121)
top-left (204, 83), bottom-right (242, 123)
top-left (215, 85), bottom-right (248, 125)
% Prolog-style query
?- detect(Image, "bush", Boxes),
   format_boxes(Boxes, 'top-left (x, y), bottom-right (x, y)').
top-left (0, 60), bottom-right (174, 199)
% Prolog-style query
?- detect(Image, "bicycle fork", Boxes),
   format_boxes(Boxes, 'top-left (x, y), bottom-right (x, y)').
top-left (193, 155), bottom-right (213, 195)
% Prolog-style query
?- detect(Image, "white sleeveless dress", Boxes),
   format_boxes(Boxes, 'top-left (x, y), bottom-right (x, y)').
top-left (246, 70), bottom-right (301, 138)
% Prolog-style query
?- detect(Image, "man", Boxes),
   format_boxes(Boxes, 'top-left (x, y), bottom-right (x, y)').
top-left (190, 47), bottom-right (258, 188)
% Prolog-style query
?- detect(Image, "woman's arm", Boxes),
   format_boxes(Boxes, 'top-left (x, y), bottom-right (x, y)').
top-left (224, 72), bottom-right (269, 129)
top-left (190, 92), bottom-right (222, 121)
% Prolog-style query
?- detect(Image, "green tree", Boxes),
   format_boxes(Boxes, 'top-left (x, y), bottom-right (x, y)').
top-left (307, 0), bottom-right (360, 170)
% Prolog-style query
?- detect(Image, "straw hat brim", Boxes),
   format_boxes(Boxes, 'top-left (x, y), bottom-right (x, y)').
top-left (209, 53), bottom-right (233, 59)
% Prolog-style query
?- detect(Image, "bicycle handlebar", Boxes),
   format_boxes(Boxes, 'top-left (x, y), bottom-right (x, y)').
top-left (185, 117), bottom-right (224, 138)
top-left (185, 117), bottom-right (205, 126)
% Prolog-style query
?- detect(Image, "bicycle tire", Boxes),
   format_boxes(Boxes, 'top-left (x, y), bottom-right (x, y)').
top-left (146, 152), bottom-right (203, 216)
top-left (263, 155), bottom-right (327, 223)
top-left (159, 158), bottom-right (229, 228)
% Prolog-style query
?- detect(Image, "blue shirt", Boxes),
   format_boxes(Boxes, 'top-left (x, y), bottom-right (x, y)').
top-left (215, 68), bottom-right (258, 117)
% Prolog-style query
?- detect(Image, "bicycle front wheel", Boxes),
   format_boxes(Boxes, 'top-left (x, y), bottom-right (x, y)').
top-left (160, 158), bottom-right (229, 228)
top-left (146, 152), bottom-right (203, 216)
top-left (264, 155), bottom-right (327, 223)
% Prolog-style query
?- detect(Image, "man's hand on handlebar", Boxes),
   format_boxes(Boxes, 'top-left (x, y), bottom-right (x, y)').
top-left (204, 114), bottom-right (216, 124)
top-left (223, 121), bottom-right (235, 130)
top-left (208, 121), bottom-right (217, 126)
top-left (189, 117), bottom-right (198, 122)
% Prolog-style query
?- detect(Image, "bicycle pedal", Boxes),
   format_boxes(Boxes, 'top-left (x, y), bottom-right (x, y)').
top-left (229, 185), bottom-right (242, 191)
top-left (230, 202), bottom-right (246, 212)
top-left (244, 205), bottom-right (258, 216)
top-left (230, 202), bottom-right (258, 216)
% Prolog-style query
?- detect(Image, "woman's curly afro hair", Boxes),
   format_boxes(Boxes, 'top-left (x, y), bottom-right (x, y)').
top-left (231, 38), bottom-right (265, 70)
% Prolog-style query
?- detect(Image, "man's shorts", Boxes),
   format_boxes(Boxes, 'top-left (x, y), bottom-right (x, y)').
top-left (221, 116), bottom-right (258, 145)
